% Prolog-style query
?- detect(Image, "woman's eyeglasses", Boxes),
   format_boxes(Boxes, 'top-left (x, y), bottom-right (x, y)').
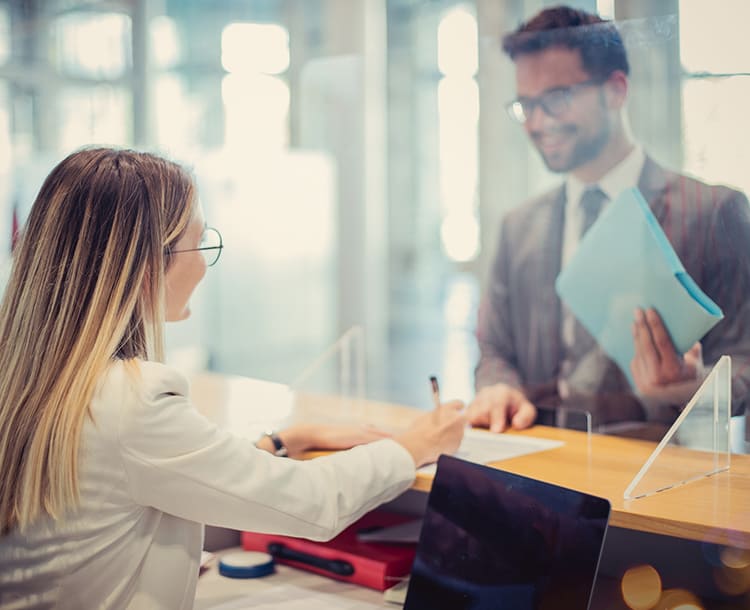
top-left (171, 227), bottom-right (223, 267)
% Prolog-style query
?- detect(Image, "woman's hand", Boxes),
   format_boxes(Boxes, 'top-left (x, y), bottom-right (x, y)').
top-left (258, 401), bottom-right (466, 466)
top-left (259, 423), bottom-right (391, 458)
top-left (393, 401), bottom-right (467, 468)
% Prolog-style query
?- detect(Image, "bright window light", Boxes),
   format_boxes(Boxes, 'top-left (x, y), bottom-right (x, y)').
top-left (682, 77), bottom-right (750, 197)
top-left (443, 276), bottom-right (476, 327)
top-left (440, 212), bottom-right (479, 263)
top-left (151, 15), bottom-right (180, 69)
top-left (437, 76), bottom-right (479, 123)
top-left (196, 151), bottom-right (335, 264)
top-left (59, 87), bottom-right (129, 151)
top-left (56, 13), bottom-right (130, 78)
top-left (436, 11), bottom-right (480, 263)
top-left (437, 6), bottom-right (478, 77)
top-left (154, 75), bottom-right (198, 153)
top-left (680, 0), bottom-right (750, 73)
top-left (438, 76), bottom-right (479, 260)
top-left (439, 275), bottom-right (480, 403)
top-left (222, 23), bottom-right (289, 75)
top-left (222, 73), bottom-right (289, 151)
top-left (596, 0), bottom-right (615, 20)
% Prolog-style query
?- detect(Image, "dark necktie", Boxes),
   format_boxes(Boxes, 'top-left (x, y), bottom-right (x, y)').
top-left (579, 186), bottom-right (607, 237)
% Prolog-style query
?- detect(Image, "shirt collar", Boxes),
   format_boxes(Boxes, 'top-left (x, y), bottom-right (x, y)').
top-left (565, 145), bottom-right (646, 207)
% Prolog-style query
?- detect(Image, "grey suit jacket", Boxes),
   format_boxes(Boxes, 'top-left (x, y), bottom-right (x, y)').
top-left (475, 157), bottom-right (750, 423)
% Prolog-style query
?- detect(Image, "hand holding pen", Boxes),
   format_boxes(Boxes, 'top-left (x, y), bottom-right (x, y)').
top-left (391, 376), bottom-right (466, 468)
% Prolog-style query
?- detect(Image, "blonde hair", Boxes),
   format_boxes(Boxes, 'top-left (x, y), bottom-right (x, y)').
top-left (0, 147), bottom-right (196, 534)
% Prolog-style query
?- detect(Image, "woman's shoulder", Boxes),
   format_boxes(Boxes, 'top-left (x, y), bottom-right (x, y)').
top-left (90, 360), bottom-right (196, 447)
top-left (135, 360), bottom-right (190, 395)
top-left (97, 359), bottom-right (191, 409)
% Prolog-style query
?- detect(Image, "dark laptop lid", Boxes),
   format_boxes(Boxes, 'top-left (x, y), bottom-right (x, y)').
top-left (403, 454), bottom-right (610, 610)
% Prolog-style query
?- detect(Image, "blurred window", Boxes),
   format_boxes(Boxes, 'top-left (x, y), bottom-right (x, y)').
top-left (0, 6), bottom-right (9, 65)
top-left (56, 12), bottom-right (131, 79)
top-left (680, 0), bottom-right (750, 195)
top-left (437, 4), bottom-right (479, 263)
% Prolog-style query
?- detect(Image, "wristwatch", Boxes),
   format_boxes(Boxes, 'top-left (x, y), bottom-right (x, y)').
top-left (263, 430), bottom-right (289, 457)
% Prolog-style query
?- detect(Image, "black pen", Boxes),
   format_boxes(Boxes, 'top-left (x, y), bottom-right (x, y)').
top-left (429, 376), bottom-right (441, 410)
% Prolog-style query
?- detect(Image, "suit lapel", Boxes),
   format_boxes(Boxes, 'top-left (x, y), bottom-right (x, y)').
top-left (638, 156), bottom-right (670, 222)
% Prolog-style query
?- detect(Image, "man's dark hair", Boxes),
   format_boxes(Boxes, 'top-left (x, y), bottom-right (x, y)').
top-left (502, 5), bottom-right (629, 81)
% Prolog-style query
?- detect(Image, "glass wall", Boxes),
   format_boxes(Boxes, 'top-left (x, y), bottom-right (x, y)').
top-left (0, 0), bottom-right (747, 412)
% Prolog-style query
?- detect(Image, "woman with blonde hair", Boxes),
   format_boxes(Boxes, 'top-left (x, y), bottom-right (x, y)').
top-left (0, 147), bottom-right (465, 609)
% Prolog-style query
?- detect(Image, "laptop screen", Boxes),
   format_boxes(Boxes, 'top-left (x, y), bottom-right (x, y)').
top-left (403, 455), bottom-right (610, 610)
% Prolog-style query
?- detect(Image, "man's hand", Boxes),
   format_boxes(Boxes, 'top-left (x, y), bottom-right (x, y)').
top-left (631, 308), bottom-right (704, 402)
top-left (467, 383), bottom-right (537, 433)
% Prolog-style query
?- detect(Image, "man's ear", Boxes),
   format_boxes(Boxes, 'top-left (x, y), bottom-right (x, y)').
top-left (603, 70), bottom-right (628, 109)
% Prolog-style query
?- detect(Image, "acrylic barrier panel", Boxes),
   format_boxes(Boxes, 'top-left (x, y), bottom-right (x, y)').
top-left (188, 371), bottom-right (295, 443)
top-left (624, 356), bottom-right (731, 500)
top-left (288, 326), bottom-right (368, 425)
top-left (730, 413), bottom-right (749, 454)
top-left (536, 403), bottom-right (593, 437)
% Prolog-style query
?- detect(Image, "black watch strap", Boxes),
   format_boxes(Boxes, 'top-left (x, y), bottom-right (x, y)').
top-left (265, 431), bottom-right (288, 457)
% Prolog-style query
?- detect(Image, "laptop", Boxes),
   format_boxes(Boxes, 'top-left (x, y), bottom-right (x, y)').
top-left (402, 455), bottom-right (611, 610)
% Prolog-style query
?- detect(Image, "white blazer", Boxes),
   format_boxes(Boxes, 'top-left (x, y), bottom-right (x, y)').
top-left (0, 361), bottom-right (416, 609)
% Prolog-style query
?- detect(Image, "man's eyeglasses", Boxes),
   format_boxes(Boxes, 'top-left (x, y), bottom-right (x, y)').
top-left (171, 226), bottom-right (223, 267)
top-left (506, 78), bottom-right (601, 124)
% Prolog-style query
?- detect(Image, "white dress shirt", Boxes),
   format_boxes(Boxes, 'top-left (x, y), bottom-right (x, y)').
top-left (0, 360), bottom-right (416, 609)
top-left (561, 145), bottom-right (646, 267)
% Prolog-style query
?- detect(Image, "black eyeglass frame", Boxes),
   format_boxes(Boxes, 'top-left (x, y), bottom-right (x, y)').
top-left (505, 78), bottom-right (602, 124)
top-left (170, 226), bottom-right (224, 267)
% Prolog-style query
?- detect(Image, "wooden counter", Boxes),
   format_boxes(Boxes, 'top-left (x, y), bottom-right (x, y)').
top-left (190, 372), bottom-right (750, 550)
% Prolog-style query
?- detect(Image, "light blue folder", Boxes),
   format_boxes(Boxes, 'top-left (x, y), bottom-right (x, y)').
top-left (555, 187), bottom-right (723, 385)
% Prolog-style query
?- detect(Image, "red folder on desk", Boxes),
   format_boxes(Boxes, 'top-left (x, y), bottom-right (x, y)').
top-left (241, 510), bottom-right (417, 590)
